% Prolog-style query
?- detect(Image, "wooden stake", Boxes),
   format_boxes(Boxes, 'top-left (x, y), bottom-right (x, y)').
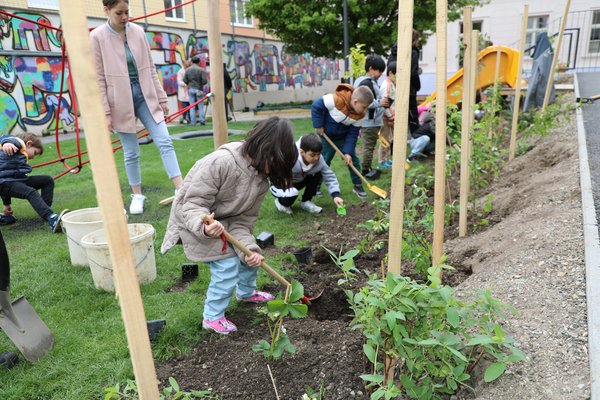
top-left (432, 0), bottom-right (448, 274)
top-left (542, 0), bottom-right (571, 111)
top-left (490, 44), bottom-right (502, 139)
top-left (387, 0), bottom-right (414, 274)
top-left (458, 6), bottom-right (472, 238)
top-left (509, 5), bottom-right (529, 161)
top-left (58, 2), bottom-right (159, 399)
top-left (207, 0), bottom-right (228, 148)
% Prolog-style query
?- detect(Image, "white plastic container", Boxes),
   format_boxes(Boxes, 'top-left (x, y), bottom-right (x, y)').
top-left (61, 208), bottom-right (127, 266)
top-left (80, 223), bottom-right (156, 292)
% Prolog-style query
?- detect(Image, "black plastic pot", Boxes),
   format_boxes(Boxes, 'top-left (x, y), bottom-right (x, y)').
top-left (181, 263), bottom-right (199, 282)
top-left (293, 247), bottom-right (312, 265)
top-left (147, 319), bottom-right (166, 342)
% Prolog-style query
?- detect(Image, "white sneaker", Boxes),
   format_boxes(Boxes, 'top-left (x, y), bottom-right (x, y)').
top-left (274, 199), bottom-right (292, 214)
top-left (130, 194), bottom-right (147, 215)
top-left (298, 200), bottom-right (322, 214)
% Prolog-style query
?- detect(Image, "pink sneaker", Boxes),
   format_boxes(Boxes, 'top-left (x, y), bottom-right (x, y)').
top-left (236, 290), bottom-right (274, 303)
top-left (202, 317), bottom-right (237, 334)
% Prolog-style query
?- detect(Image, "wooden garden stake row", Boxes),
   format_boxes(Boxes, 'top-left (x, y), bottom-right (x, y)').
top-left (387, 0), bottom-right (414, 275)
top-left (509, 5), bottom-right (529, 161)
top-left (58, 1), bottom-right (160, 398)
top-left (207, 0), bottom-right (228, 148)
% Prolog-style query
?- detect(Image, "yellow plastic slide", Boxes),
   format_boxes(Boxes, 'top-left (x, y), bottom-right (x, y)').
top-left (421, 45), bottom-right (521, 107)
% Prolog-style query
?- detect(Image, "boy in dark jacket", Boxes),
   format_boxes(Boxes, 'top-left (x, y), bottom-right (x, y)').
top-left (0, 134), bottom-right (67, 232)
top-left (311, 84), bottom-right (373, 198)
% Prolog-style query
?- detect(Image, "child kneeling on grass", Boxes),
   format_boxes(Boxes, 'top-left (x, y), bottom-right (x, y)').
top-left (0, 134), bottom-right (67, 231)
top-left (272, 134), bottom-right (344, 214)
top-left (161, 117), bottom-right (297, 335)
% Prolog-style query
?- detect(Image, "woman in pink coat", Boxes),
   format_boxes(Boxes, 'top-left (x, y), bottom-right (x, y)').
top-left (91, 0), bottom-right (183, 215)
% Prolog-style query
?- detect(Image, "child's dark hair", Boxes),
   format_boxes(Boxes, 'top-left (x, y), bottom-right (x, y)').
top-left (300, 134), bottom-right (322, 153)
top-left (103, 0), bottom-right (129, 8)
top-left (241, 117), bottom-right (297, 189)
top-left (19, 133), bottom-right (43, 155)
top-left (365, 54), bottom-right (386, 73)
top-left (387, 61), bottom-right (397, 75)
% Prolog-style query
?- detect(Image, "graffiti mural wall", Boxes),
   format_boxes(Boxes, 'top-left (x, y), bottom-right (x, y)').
top-left (0, 8), bottom-right (340, 135)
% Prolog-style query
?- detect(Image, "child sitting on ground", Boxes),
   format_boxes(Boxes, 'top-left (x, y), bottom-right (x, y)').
top-left (271, 134), bottom-right (344, 214)
top-left (0, 134), bottom-right (67, 231)
top-left (161, 117), bottom-right (298, 335)
top-left (311, 84), bottom-right (373, 198)
top-left (408, 105), bottom-right (436, 161)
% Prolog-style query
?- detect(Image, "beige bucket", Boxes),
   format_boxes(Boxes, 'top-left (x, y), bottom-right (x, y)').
top-left (80, 223), bottom-right (156, 292)
top-left (61, 208), bottom-right (127, 267)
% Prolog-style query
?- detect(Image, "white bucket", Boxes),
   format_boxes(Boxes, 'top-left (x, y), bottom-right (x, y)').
top-left (80, 223), bottom-right (156, 292)
top-left (61, 208), bottom-right (127, 267)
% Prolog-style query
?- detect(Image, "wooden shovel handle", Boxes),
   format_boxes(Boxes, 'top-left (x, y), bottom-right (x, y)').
top-left (201, 215), bottom-right (290, 288)
top-left (319, 132), bottom-right (371, 188)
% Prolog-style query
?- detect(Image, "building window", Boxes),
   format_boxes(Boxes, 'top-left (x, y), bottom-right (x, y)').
top-left (27, 0), bottom-right (59, 10)
top-left (459, 20), bottom-right (483, 34)
top-left (164, 0), bottom-right (185, 21)
top-left (230, 0), bottom-right (254, 27)
top-left (590, 10), bottom-right (600, 54)
top-left (525, 15), bottom-right (548, 50)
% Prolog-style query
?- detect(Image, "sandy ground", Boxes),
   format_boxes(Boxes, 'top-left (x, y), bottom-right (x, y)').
top-left (446, 107), bottom-right (591, 399)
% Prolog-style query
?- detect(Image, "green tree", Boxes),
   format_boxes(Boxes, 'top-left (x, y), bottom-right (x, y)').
top-left (245, 0), bottom-right (488, 58)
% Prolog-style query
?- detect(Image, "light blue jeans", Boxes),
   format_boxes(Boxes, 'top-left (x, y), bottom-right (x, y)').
top-left (118, 80), bottom-right (182, 186)
top-left (409, 136), bottom-right (435, 158)
top-left (203, 255), bottom-right (258, 321)
top-left (188, 87), bottom-right (206, 125)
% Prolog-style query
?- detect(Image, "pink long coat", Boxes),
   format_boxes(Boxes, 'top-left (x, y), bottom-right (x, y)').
top-left (91, 22), bottom-right (167, 134)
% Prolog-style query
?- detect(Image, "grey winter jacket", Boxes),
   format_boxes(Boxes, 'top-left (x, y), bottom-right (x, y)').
top-left (354, 75), bottom-right (385, 127)
top-left (161, 142), bottom-right (267, 262)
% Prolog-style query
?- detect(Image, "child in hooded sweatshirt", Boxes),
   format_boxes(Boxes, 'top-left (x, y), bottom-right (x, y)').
top-left (161, 117), bottom-right (297, 334)
top-left (271, 134), bottom-right (344, 214)
top-left (0, 133), bottom-right (67, 231)
top-left (311, 84), bottom-right (373, 198)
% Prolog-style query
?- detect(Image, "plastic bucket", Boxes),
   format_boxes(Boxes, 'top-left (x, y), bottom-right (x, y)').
top-left (61, 208), bottom-right (127, 267)
top-left (80, 223), bottom-right (156, 292)
top-left (293, 247), bottom-right (312, 265)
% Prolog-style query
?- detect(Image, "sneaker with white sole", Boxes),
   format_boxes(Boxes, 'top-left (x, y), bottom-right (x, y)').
top-left (202, 317), bottom-right (237, 334)
top-left (130, 194), bottom-right (147, 215)
top-left (236, 290), bottom-right (274, 303)
top-left (274, 199), bottom-right (292, 214)
top-left (353, 184), bottom-right (368, 198)
top-left (298, 200), bottom-right (322, 214)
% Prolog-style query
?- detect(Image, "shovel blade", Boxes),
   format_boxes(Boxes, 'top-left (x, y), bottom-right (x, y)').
top-left (369, 185), bottom-right (388, 199)
top-left (0, 296), bottom-right (54, 362)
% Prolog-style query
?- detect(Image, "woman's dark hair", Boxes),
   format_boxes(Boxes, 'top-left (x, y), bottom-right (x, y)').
top-left (103, 0), bottom-right (129, 9)
top-left (241, 117), bottom-right (297, 189)
top-left (300, 134), bottom-right (322, 153)
top-left (412, 29), bottom-right (420, 48)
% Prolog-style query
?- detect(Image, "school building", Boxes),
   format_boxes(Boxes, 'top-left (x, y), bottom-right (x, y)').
top-left (0, 0), bottom-right (341, 136)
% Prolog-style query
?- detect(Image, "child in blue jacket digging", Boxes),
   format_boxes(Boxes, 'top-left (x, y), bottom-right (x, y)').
top-left (311, 84), bottom-right (373, 198)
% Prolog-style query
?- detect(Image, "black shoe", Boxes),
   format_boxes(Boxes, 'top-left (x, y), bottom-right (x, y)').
top-left (353, 184), bottom-right (368, 198)
top-left (0, 352), bottom-right (18, 369)
top-left (200, 122), bottom-right (206, 126)
top-left (364, 169), bottom-right (381, 180)
top-left (49, 209), bottom-right (69, 233)
top-left (0, 215), bottom-right (16, 225)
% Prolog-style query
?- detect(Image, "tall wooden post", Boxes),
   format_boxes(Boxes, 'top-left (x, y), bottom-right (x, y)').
top-left (432, 0), bottom-right (448, 276)
top-left (59, 2), bottom-right (159, 399)
top-left (387, 0), bottom-right (414, 274)
top-left (207, 0), bottom-right (228, 148)
top-left (542, 0), bottom-right (571, 111)
top-left (470, 30), bottom-right (479, 148)
top-left (489, 44), bottom-right (502, 139)
top-left (509, 5), bottom-right (529, 161)
top-left (458, 6), bottom-right (472, 237)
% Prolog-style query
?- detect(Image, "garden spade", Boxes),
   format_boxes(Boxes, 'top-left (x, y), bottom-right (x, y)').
top-left (0, 232), bottom-right (54, 363)
top-left (320, 132), bottom-right (388, 199)
top-left (576, 94), bottom-right (600, 104)
top-left (201, 215), bottom-right (321, 304)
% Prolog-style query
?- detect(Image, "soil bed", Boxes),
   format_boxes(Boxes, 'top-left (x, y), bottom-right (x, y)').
top-left (157, 104), bottom-right (590, 399)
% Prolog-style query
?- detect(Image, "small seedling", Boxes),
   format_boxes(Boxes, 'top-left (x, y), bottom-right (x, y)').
top-left (336, 205), bottom-right (346, 216)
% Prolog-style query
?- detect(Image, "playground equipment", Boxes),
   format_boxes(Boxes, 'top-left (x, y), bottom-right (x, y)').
top-left (421, 45), bottom-right (521, 107)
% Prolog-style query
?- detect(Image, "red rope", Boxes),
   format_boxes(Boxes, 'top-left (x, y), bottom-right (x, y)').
top-left (0, 9), bottom-right (62, 32)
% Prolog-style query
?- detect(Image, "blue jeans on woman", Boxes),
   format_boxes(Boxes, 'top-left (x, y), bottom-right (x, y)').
top-left (188, 87), bottom-right (206, 125)
top-left (117, 79), bottom-right (182, 186)
top-left (203, 256), bottom-right (258, 321)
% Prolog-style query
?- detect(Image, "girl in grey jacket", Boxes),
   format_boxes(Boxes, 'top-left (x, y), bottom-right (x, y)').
top-left (161, 117), bottom-right (297, 334)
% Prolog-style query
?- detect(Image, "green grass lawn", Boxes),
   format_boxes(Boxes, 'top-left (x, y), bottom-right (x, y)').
top-left (0, 118), bottom-right (390, 399)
